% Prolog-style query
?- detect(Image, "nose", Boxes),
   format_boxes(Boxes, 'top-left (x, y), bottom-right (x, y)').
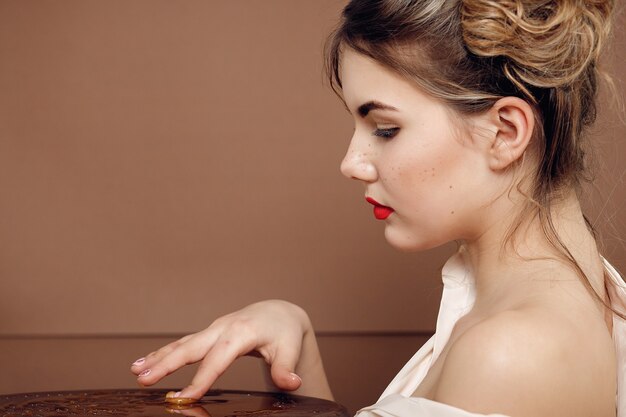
top-left (340, 133), bottom-right (378, 183)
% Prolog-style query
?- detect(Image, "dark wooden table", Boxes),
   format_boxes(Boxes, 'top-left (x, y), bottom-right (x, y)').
top-left (0, 389), bottom-right (350, 417)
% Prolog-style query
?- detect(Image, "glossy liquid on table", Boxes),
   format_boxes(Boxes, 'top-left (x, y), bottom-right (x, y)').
top-left (0, 389), bottom-right (349, 417)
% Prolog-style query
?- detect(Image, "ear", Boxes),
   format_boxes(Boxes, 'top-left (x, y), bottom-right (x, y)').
top-left (486, 97), bottom-right (535, 171)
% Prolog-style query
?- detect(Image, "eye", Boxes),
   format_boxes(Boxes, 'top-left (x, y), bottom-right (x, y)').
top-left (373, 127), bottom-right (400, 139)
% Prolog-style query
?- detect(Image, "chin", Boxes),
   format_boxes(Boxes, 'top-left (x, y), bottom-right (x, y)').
top-left (383, 226), bottom-right (444, 253)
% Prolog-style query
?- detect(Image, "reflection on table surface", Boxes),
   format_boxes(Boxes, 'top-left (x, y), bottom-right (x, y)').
top-left (0, 389), bottom-right (350, 417)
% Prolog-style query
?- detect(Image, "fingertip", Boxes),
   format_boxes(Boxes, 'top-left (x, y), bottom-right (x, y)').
top-left (136, 377), bottom-right (150, 387)
top-left (132, 357), bottom-right (146, 367)
top-left (179, 385), bottom-right (207, 400)
top-left (288, 372), bottom-right (302, 390)
top-left (138, 369), bottom-right (152, 378)
top-left (287, 372), bottom-right (302, 389)
top-left (166, 391), bottom-right (181, 399)
top-left (272, 370), bottom-right (302, 391)
top-left (130, 357), bottom-right (150, 376)
top-left (136, 369), bottom-right (161, 387)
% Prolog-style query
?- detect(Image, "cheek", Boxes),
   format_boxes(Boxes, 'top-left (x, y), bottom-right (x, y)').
top-left (389, 148), bottom-right (470, 221)
top-left (385, 152), bottom-right (449, 196)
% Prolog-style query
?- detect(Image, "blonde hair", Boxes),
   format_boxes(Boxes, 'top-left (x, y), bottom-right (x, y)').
top-left (324, 0), bottom-right (622, 318)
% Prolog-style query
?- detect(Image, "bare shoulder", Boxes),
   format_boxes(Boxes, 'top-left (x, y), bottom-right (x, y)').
top-left (431, 307), bottom-right (615, 417)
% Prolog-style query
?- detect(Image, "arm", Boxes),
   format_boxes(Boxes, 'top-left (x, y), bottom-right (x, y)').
top-left (130, 300), bottom-right (333, 400)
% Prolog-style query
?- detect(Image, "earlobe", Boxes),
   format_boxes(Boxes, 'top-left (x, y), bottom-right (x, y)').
top-left (488, 97), bottom-right (535, 171)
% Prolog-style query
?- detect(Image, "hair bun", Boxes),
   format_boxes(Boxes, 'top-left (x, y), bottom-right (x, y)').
top-left (460, 0), bottom-right (613, 97)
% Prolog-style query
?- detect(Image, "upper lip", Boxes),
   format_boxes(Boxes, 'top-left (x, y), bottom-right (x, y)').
top-left (366, 197), bottom-right (393, 209)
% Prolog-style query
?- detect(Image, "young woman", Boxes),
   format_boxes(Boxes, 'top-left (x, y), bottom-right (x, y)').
top-left (131, 1), bottom-right (625, 416)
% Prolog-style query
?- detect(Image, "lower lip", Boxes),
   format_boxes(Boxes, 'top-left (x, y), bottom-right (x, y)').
top-left (373, 206), bottom-right (394, 220)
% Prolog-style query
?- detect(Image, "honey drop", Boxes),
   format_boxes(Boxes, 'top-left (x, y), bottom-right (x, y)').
top-left (165, 391), bottom-right (198, 405)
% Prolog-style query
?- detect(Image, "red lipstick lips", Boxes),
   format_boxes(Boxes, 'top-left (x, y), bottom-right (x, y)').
top-left (366, 197), bottom-right (395, 220)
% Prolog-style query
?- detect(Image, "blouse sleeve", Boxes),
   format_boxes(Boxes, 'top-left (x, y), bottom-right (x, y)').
top-left (354, 394), bottom-right (510, 417)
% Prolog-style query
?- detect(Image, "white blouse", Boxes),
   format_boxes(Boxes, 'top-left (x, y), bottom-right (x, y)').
top-left (355, 251), bottom-right (626, 417)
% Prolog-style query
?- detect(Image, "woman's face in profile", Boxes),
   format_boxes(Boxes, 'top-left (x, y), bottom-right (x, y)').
top-left (339, 48), bottom-right (500, 251)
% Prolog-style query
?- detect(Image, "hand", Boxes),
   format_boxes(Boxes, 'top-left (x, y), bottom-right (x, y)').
top-left (130, 300), bottom-right (329, 400)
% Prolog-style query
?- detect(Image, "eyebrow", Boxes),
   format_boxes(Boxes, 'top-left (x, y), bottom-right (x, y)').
top-left (357, 101), bottom-right (399, 117)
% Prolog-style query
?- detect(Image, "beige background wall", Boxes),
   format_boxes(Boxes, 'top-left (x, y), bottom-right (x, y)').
top-left (0, 1), bottom-right (624, 415)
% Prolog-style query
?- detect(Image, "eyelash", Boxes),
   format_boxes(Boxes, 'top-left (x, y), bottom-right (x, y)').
top-left (373, 127), bottom-right (400, 139)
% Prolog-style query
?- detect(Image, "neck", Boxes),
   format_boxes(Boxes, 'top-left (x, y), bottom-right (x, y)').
top-left (459, 190), bottom-right (604, 314)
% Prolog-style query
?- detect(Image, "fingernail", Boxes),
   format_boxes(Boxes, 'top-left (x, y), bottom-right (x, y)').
top-left (289, 372), bottom-right (302, 384)
top-left (139, 369), bottom-right (151, 377)
top-left (132, 357), bottom-right (145, 366)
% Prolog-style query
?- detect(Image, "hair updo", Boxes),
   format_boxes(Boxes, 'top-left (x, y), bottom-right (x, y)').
top-left (460, 0), bottom-right (613, 195)
top-left (326, 0), bottom-right (614, 194)
top-left (324, 0), bottom-right (618, 312)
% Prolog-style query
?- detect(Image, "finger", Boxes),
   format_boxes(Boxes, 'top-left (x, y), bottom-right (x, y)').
top-left (130, 340), bottom-right (182, 375)
top-left (131, 329), bottom-right (212, 375)
top-left (136, 335), bottom-right (216, 386)
top-left (269, 344), bottom-right (302, 391)
top-left (178, 338), bottom-right (248, 399)
top-left (130, 353), bottom-right (161, 375)
top-left (130, 356), bottom-right (148, 374)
